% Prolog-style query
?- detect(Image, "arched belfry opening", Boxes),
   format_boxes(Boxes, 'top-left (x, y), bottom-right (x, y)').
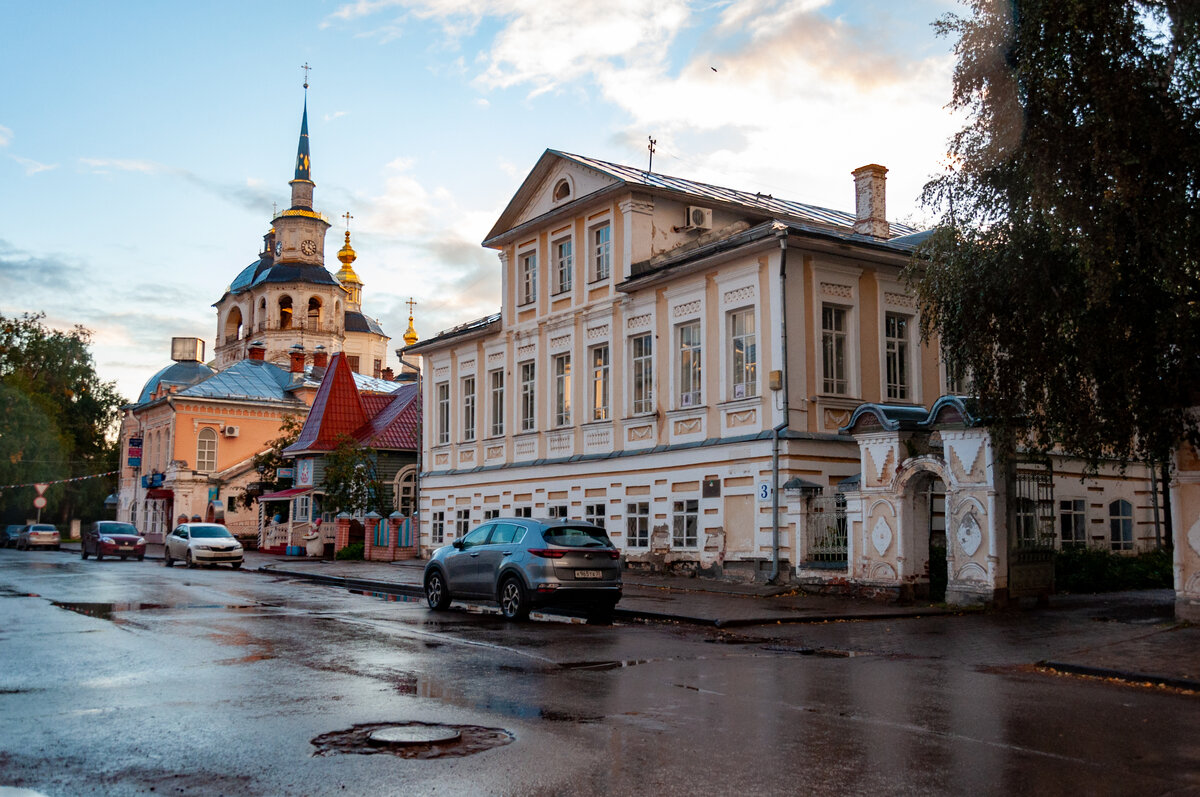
top-left (307, 296), bottom-right (322, 327)
top-left (224, 307), bottom-right (243, 343)
top-left (279, 296), bottom-right (294, 329)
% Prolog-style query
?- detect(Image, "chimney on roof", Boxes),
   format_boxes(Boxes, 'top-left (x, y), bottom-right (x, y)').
top-left (313, 345), bottom-right (328, 368)
top-left (289, 344), bottom-right (306, 373)
top-left (851, 164), bottom-right (889, 238)
top-left (248, 340), bottom-right (266, 361)
top-left (381, 367), bottom-right (394, 381)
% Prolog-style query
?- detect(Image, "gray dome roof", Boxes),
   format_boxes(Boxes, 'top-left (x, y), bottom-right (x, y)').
top-left (137, 361), bottom-right (217, 404)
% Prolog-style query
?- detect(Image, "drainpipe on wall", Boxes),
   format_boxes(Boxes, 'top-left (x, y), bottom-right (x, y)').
top-left (769, 225), bottom-right (790, 584)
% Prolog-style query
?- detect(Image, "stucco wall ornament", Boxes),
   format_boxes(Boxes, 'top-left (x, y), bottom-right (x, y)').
top-left (956, 512), bottom-right (983, 557)
top-left (871, 516), bottom-right (892, 556)
top-left (1188, 517), bottom-right (1200, 556)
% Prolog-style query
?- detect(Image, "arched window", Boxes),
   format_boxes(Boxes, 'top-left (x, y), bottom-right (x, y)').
top-left (553, 178), bottom-right (571, 201)
top-left (1108, 499), bottom-right (1133, 551)
top-left (393, 465), bottom-right (417, 517)
top-left (225, 307), bottom-right (243, 343)
top-left (197, 428), bottom-right (218, 473)
top-left (307, 297), bottom-right (322, 327)
top-left (278, 296), bottom-right (293, 329)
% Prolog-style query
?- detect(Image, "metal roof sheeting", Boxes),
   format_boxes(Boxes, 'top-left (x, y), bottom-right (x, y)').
top-left (178, 359), bottom-right (301, 404)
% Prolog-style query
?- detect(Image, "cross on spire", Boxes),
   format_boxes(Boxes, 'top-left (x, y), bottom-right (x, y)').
top-left (342, 211), bottom-right (353, 231)
top-left (302, 62), bottom-right (311, 89)
top-left (406, 297), bottom-right (418, 317)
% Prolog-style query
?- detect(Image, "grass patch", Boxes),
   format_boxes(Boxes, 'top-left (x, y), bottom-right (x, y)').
top-left (1055, 546), bottom-right (1173, 593)
top-left (335, 542), bottom-right (364, 561)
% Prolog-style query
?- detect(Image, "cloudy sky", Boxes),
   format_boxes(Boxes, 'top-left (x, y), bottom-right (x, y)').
top-left (0, 0), bottom-right (961, 401)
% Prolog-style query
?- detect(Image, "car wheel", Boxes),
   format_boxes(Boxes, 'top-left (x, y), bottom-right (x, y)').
top-left (425, 570), bottom-right (451, 610)
top-left (138, 554), bottom-right (145, 562)
top-left (499, 576), bottom-right (530, 621)
top-left (587, 604), bottom-right (616, 626)
top-left (163, 550), bottom-right (173, 567)
top-left (120, 555), bottom-right (127, 561)
top-left (186, 551), bottom-right (196, 569)
top-left (81, 546), bottom-right (88, 560)
top-left (95, 549), bottom-right (104, 561)
top-left (231, 562), bottom-right (242, 570)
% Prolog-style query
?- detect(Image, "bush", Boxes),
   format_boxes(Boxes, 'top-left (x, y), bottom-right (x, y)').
top-left (1055, 546), bottom-right (1173, 593)
top-left (335, 542), bottom-right (364, 561)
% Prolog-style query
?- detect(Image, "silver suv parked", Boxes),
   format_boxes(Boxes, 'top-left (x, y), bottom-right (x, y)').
top-left (424, 518), bottom-right (622, 622)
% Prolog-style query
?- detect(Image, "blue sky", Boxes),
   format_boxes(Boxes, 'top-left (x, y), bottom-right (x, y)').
top-left (0, 0), bottom-right (960, 401)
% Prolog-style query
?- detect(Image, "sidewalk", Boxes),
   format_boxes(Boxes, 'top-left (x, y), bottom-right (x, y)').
top-left (58, 541), bottom-right (1200, 691)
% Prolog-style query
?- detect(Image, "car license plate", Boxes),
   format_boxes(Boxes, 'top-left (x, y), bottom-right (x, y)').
top-left (575, 570), bottom-right (602, 579)
top-left (119, 546), bottom-right (133, 551)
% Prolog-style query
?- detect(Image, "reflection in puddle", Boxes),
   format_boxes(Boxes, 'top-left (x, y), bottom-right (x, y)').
top-left (51, 601), bottom-right (259, 621)
top-left (347, 589), bottom-right (422, 603)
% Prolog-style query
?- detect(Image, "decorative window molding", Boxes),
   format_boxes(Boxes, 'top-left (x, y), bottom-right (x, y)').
top-left (723, 285), bottom-right (756, 306)
top-left (586, 324), bottom-right (609, 340)
top-left (626, 313), bottom-right (652, 331)
top-left (673, 300), bottom-right (702, 319)
top-left (821, 282), bottom-right (854, 299)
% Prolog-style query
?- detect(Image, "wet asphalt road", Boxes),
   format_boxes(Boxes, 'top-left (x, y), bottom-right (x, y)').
top-left (0, 549), bottom-right (1197, 796)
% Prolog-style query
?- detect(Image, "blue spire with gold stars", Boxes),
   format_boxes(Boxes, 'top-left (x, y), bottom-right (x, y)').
top-left (294, 95), bottom-right (311, 181)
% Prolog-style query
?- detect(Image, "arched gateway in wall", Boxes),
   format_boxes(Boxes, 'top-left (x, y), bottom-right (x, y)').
top-left (839, 397), bottom-right (1035, 607)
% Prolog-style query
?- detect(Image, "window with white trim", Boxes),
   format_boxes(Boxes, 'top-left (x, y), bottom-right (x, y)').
top-left (554, 238), bottom-right (573, 294)
top-left (553, 353), bottom-right (571, 427)
top-left (632, 333), bottom-right (653, 415)
top-left (1109, 499), bottom-right (1133, 551)
top-left (462, 376), bottom-right (476, 442)
top-left (626, 501), bottom-right (649, 548)
top-left (489, 369), bottom-right (504, 437)
top-left (590, 345), bottom-right (609, 421)
top-left (393, 466), bottom-right (416, 516)
top-left (294, 495), bottom-right (310, 523)
top-left (884, 312), bottom-right (911, 401)
top-left (678, 321), bottom-right (701, 408)
top-left (197, 428), bottom-right (217, 472)
top-left (548, 505), bottom-right (567, 519)
top-left (514, 506), bottom-right (533, 518)
top-left (483, 509), bottom-right (500, 520)
top-left (585, 503), bottom-right (606, 528)
top-left (1059, 499), bottom-right (1086, 548)
top-left (456, 509), bottom-right (471, 537)
top-left (436, 382), bottom-right (450, 445)
top-left (822, 304), bottom-right (848, 395)
top-left (591, 223), bottom-right (611, 281)
top-left (672, 499), bottom-right (698, 547)
top-left (519, 250), bottom-right (537, 305)
top-left (520, 361), bottom-right (536, 432)
top-left (431, 511), bottom-right (445, 544)
top-left (729, 308), bottom-right (756, 399)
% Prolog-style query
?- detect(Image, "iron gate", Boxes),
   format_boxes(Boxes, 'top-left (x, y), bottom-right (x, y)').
top-left (1008, 459), bottom-right (1056, 599)
top-left (804, 493), bottom-right (848, 568)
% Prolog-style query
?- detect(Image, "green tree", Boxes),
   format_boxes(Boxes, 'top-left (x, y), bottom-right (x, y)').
top-left (320, 435), bottom-right (386, 517)
top-left (0, 313), bottom-right (123, 525)
top-left (239, 414), bottom-right (304, 510)
top-left (909, 1), bottom-right (1200, 467)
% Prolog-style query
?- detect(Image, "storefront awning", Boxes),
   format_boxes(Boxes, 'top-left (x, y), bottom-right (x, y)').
top-left (258, 487), bottom-right (312, 502)
top-left (145, 488), bottom-right (174, 500)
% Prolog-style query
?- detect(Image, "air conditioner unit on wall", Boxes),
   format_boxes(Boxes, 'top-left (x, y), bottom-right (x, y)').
top-left (223, 426), bottom-right (240, 438)
top-left (684, 206), bottom-right (712, 231)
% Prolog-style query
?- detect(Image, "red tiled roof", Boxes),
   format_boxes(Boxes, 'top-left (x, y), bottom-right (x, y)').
top-left (355, 384), bottom-right (420, 450)
top-left (284, 353), bottom-right (368, 454)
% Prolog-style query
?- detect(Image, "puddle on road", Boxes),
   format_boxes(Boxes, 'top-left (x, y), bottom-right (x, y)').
top-left (0, 587), bottom-right (41, 598)
top-left (347, 588), bottom-right (422, 603)
top-left (312, 721), bottom-right (513, 759)
top-left (51, 601), bottom-right (260, 621)
top-left (558, 659), bottom-right (655, 671)
top-left (762, 645), bottom-right (866, 658)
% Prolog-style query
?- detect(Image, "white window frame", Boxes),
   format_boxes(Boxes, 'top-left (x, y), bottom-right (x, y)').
top-left (519, 250), bottom-right (537, 305)
top-left (822, 304), bottom-right (849, 395)
top-left (728, 307), bottom-right (757, 400)
top-left (884, 312), bottom-right (912, 401)
top-left (626, 501), bottom-right (649, 548)
top-left (462, 376), bottom-right (476, 442)
top-left (672, 499), bottom-right (699, 548)
top-left (553, 237), bottom-right (573, 295)
top-left (197, 428), bottom-right (217, 472)
top-left (456, 509), bottom-right (471, 538)
top-left (436, 382), bottom-right (450, 445)
top-left (590, 344), bottom-right (610, 421)
top-left (431, 511), bottom-right (445, 544)
top-left (553, 353), bottom-right (571, 427)
top-left (590, 223), bottom-right (611, 282)
top-left (1109, 499), bottom-right (1134, 551)
top-left (520, 361), bottom-right (537, 432)
top-left (678, 321), bottom-right (702, 408)
top-left (1059, 498), bottom-right (1086, 548)
top-left (631, 333), bottom-right (653, 415)
top-left (489, 369), bottom-right (504, 438)
top-left (585, 503), bottom-right (606, 528)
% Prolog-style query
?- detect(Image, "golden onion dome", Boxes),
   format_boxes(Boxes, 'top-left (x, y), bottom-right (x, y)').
top-left (335, 230), bottom-right (362, 285)
top-left (403, 315), bottom-right (418, 346)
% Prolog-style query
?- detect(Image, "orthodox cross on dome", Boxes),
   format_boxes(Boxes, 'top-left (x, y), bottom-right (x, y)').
top-left (403, 297), bottom-right (419, 346)
top-left (302, 62), bottom-right (311, 90)
top-left (342, 211), bottom-right (353, 231)
top-left (406, 297), bottom-right (418, 317)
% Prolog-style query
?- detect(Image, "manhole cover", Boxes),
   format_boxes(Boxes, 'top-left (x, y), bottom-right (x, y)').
top-left (312, 722), bottom-right (513, 759)
top-left (369, 725), bottom-right (461, 746)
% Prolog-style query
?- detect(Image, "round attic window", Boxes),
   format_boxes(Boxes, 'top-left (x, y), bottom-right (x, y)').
top-left (553, 179), bottom-right (571, 201)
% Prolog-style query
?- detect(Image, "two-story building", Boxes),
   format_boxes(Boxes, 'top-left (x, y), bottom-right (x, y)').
top-left (404, 151), bottom-right (1161, 598)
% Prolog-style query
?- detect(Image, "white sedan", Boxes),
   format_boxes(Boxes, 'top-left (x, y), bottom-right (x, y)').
top-left (164, 523), bottom-right (244, 569)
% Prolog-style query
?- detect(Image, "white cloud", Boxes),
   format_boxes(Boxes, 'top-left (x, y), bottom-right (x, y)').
top-left (10, 155), bottom-right (57, 175)
top-left (0, 125), bottom-right (12, 147)
top-left (79, 158), bottom-right (165, 175)
top-left (324, 111), bottom-right (349, 121)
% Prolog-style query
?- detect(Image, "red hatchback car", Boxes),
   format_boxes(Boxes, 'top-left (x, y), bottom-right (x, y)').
top-left (81, 521), bottom-right (147, 561)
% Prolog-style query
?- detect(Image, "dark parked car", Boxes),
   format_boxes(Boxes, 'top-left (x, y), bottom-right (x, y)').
top-left (81, 521), bottom-right (147, 561)
top-left (2, 525), bottom-right (22, 548)
top-left (423, 518), bottom-right (622, 622)
top-left (18, 524), bottom-right (60, 550)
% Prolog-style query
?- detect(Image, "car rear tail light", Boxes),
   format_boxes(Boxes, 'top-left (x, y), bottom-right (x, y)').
top-left (528, 548), bottom-right (567, 559)
top-left (607, 550), bottom-right (620, 559)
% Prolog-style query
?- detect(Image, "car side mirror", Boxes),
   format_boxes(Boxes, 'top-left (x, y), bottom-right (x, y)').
top-left (452, 539), bottom-right (464, 550)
